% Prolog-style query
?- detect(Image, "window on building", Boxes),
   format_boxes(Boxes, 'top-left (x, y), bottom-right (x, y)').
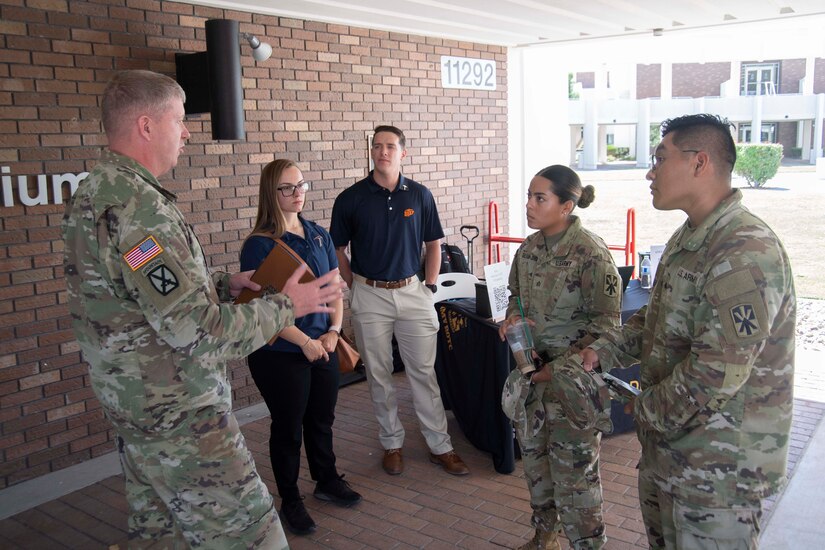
top-left (741, 62), bottom-right (779, 95)
top-left (606, 133), bottom-right (614, 145)
top-left (739, 123), bottom-right (777, 143)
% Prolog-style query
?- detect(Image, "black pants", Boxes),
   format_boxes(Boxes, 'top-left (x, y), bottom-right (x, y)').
top-left (248, 348), bottom-right (341, 503)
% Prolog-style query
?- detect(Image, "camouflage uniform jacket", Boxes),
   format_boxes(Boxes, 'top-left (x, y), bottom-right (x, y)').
top-left (63, 151), bottom-right (295, 444)
top-left (590, 190), bottom-right (796, 505)
top-left (507, 216), bottom-right (622, 360)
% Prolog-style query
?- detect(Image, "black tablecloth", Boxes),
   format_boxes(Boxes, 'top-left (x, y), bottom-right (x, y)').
top-left (433, 282), bottom-right (651, 473)
top-left (434, 299), bottom-right (516, 474)
top-left (621, 279), bottom-right (650, 323)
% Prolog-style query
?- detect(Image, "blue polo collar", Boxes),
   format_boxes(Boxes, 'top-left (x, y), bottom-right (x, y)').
top-left (367, 171), bottom-right (409, 193)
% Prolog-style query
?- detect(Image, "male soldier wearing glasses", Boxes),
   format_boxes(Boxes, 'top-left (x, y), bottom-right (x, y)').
top-left (578, 114), bottom-right (795, 549)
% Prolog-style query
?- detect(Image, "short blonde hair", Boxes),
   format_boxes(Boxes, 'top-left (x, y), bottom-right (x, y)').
top-left (101, 70), bottom-right (185, 137)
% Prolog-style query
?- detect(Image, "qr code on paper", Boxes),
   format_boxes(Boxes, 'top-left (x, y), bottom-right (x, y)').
top-left (493, 285), bottom-right (509, 312)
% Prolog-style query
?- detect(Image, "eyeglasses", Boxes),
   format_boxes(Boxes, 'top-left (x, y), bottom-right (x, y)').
top-left (650, 149), bottom-right (701, 171)
top-left (276, 182), bottom-right (310, 196)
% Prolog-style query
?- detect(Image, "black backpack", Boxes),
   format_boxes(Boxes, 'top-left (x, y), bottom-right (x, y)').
top-left (439, 243), bottom-right (470, 274)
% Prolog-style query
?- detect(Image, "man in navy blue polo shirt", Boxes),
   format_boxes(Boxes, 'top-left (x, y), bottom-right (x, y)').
top-left (330, 125), bottom-right (469, 477)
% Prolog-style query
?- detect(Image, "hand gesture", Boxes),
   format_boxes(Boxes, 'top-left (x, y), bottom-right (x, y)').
top-left (282, 266), bottom-right (346, 318)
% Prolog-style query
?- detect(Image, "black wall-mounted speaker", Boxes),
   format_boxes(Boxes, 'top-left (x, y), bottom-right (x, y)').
top-left (174, 51), bottom-right (210, 115)
top-left (174, 18), bottom-right (245, 141)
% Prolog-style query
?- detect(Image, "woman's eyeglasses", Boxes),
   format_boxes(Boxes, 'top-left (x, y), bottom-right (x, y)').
top-left (276, 182), bottom-right (310, 197)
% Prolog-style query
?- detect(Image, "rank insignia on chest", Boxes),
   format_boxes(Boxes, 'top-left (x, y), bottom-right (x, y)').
top-left (147, 264), bottom-right (179, 296)
top-left (124, 236), bottom-right (163, 271)
top-left (730, 303), bottom-right (759, 337)
top-left (603, 273), bottom-right (619, 297)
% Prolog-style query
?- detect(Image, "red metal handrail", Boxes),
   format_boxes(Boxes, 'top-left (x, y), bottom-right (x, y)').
top-left (487, 201), bottom-right (637, 277)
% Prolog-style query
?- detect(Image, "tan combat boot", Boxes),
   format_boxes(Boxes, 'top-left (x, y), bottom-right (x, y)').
top-left (516, 529), bottom-right (562, 550)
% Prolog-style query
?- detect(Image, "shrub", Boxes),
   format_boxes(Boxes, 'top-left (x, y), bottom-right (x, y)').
top-left (606, 145), bottom-right (631, 161)
top-left (734, 143), bottom-right (783, 188)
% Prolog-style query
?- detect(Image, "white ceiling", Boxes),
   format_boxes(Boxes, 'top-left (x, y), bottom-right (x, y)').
top-left (185, 0), bottom-right (825, 47)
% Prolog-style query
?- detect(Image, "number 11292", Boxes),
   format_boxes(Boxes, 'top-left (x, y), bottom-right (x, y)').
top-left (440, 56), bottom-right (496, 91)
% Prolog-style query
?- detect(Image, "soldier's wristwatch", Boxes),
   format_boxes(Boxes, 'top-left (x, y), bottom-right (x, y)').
top-left (425, 283), bottom-right (437, 293)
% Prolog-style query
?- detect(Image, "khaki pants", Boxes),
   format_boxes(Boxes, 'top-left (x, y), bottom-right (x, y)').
top-left (350, 275), bottom-right (452, 454)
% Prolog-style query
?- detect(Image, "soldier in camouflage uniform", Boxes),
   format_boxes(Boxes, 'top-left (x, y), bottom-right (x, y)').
top-left (580, 114), bottom-right (796, 549)
top-left (500, 165), bottom-right (622, 550)
top-left (62, 70), bottom-right (344, 549)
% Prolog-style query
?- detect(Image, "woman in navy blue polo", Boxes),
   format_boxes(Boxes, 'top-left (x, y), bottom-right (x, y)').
top-left (241, 159), bottom-right (361, 536)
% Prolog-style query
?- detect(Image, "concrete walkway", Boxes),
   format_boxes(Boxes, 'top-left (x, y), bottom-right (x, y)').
top-left (1, 351), bottom-right (823, 548)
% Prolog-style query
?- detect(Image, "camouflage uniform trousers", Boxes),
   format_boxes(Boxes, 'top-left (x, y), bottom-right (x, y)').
top-left (516, 382), bottom-right (607, 550)
top-left (118, 412), bottom-right (288, 550)
top-left (638, 465), bottom-right (762, 550)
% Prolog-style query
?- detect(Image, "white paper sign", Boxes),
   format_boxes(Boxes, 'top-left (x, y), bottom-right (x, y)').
top-left (649, 244), bottom-right (666, 284)
top-left (483, 261), bottom-right (511, 321)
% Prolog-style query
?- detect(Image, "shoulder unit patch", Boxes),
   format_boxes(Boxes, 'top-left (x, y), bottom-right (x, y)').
top-left (603, 273), bottom-right (619, 297)
top-left (730, 303), bottom-right (760, 337)
top-left (147, 264), bottom-right (179, 296)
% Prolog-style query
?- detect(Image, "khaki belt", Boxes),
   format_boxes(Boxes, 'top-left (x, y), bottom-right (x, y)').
top-left (357, 274), bottom-right (416, 289)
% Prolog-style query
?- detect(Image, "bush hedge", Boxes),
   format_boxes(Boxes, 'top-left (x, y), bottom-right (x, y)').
top-left (734, 143), bottom-right (783, 188)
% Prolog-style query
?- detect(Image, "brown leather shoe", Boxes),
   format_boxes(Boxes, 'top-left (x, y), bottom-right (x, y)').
top-left (382, 448), bottom-right (403, 475)
top-left (429, 450), bottom-right (470, 476)
top-left (516, 529), bottom-right (561, 550)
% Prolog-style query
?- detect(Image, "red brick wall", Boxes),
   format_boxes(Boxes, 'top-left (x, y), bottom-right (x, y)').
top-left (0, 0), bottom-right (508, 488)
top-left (672, 62), bottom-right (730, 98)
top-left (575, 71), bottom-right (594, 89)
top-left (779, 58), bottom-right (805, 94)
top-left (815, 58), bottom-right (825, 94)
top-left (777, 121), bottom-right (798, 156)
top-left (636, 64), bottom-right (660, 99)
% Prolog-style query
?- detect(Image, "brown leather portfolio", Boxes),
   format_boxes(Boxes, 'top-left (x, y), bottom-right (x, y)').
top-left (234, 238), bottom-right (316, 305)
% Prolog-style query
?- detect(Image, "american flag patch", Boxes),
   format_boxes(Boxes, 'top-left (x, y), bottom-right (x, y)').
top-left (123, 236), bottom-right (163, 271)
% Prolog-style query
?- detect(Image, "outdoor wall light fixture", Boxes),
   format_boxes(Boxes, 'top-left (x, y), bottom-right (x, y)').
top-left (242, 32), bottom-right (273, 62)
top-left (652, 28), bottom-right (663, 36)
top-left (175, 19), bottom-right (273, 140)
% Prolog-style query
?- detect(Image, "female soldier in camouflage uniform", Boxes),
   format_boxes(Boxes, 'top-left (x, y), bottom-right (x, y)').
top-left (501, 165), bottom-right (622, 550)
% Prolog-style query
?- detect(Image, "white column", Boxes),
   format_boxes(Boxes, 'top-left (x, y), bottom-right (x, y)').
top-left (636, 98), bottom-right (651, 168)
top-left (751, 95), bottom-right (763, 144)
top-left (582, 99), bottom-right (599, 170)
top-left (597, 125), bottom-right (608, 164)
top-left (570, 125), bottom-right (581, 166)
top-left (803, 57), bottom-right (815, 95)
top-left (509, 48), bottom-right (572, 239)
top-left (801, 120), bottom-right (813, 160)
top-left (661, 62), bottom-right (672, 100)
top-left (727, 61), bottom-right (741, 97)
top-left (812, 93), bottom-right (825, 163)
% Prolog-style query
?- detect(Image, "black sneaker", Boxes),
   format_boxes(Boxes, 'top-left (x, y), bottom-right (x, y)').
top-left (279, 497), bottom-right (316, 535)
top-left (313, 474), bottom-right (362, 507)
